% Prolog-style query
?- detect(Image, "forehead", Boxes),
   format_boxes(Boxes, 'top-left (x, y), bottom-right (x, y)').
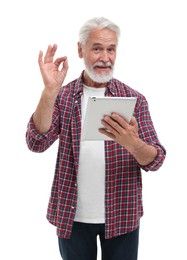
top-left (86, 28), bottom-right (117, 47)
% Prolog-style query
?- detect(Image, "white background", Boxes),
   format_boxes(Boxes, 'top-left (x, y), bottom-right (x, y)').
top-left (0, 0), bottom-right (186, 259)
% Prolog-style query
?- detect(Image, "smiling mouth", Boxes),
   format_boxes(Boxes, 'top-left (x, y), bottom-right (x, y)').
top-left (95, 66), bottom-right (111, 70)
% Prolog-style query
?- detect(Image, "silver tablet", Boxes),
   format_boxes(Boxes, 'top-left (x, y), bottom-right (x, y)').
top-left (81, 96), bottom-right (137, 141)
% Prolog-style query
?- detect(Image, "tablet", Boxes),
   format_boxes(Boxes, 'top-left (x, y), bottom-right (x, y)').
top-left (81, 96), bottom-right (137, 141)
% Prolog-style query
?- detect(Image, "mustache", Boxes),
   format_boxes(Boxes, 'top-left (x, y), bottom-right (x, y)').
top-left (93, 61), bottom-right (112, 68)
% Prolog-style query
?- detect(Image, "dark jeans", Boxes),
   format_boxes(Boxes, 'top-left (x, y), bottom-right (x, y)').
top-left (58, 222), bottom-right (139, 260)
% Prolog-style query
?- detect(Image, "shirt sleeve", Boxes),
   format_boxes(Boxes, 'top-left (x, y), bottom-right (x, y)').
top-left (26, 100), bottom-right (60, 153)
top-left (135, 94), bottom-right (166, 172)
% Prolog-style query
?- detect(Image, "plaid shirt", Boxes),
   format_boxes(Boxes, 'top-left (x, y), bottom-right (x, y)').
top-left (26, 72), bottom-right (166, 239)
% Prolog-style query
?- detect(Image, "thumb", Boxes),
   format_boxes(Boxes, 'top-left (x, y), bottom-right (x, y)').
top-left (130, 116), bottom-right (138, 127)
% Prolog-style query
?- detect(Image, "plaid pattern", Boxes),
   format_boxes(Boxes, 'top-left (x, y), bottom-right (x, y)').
top-left (26, 72), bottom-right (166, 239)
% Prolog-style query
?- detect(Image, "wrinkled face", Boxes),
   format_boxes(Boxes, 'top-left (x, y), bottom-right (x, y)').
top-left (78, 28), bottom-right (117, 87)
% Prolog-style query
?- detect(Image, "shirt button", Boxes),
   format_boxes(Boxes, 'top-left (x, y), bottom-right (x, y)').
top-left (75, 183), bottom-right (77, 187)
top-left (75, 100), bottom-right (78, 104)
top-left (71, 206), bottom-right (75, 210)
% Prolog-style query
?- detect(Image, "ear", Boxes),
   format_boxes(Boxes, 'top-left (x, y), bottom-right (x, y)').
top-left (77, 42), bottom-right (83, 58)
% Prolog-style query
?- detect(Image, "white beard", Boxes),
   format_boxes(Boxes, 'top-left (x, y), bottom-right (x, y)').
top-left (83, 60), bottom-right (114, 83)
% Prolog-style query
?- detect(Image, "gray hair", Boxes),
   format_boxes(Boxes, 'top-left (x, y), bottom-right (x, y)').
top-left (79, 17), bottom-right (120, 46)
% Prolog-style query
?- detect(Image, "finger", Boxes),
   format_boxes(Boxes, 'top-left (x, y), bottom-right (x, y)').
top-left (44, 44), bottom-right (57, 63)
top-left (103, 115), bottom-right (124, 133)
top-left (111, 113), bottom-right (129, 128)
top-left (44, 45), bottom-right (52, 63)
top-left (62, 57), bottom-right (69, 72)
top-left (54, 56), bottom-right (66, 67)
top-left (101, 116), bottom-right (121, 135)
top-left (98, 128), bottom-right (115, 139)
top-left (50, 44), bottom-right (57, 56)
top-left (38, 50), bottom-right (43, 67)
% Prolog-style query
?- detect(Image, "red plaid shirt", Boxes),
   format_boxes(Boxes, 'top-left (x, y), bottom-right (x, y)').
top-left (26, 72), bottom-right (166, 239)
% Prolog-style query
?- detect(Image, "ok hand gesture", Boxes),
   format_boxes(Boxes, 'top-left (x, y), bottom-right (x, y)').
top-left (38, 44), bottom-right (69, 95)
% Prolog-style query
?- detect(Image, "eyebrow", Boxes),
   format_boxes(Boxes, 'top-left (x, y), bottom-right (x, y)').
top-left (92, 43), bottom-right (116, 48)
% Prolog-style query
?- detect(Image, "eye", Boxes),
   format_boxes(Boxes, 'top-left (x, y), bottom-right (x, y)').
top-left (93, 47), bottom-right (100, 53)
top-left (108, 47), bottom-right (115, 53)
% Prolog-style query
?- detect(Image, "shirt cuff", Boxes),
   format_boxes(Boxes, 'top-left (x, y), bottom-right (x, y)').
top-left (140, 143), bottom-right (166, 172)
top-left (27, 115), bottom-right (51, 142)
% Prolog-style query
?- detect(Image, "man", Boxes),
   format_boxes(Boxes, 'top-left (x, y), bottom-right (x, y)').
top-left (26, 17), bottom-right (166, 260)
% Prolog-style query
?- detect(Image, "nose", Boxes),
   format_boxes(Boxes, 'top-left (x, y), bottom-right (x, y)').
top-left (99, 50), bottom-right (109, 63)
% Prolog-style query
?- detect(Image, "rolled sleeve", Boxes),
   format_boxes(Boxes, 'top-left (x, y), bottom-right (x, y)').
top-left (135, 95), bottom-right (166, 172)
top-left (140, 142), bottom-right (166, 172)
top-left (26, 105), bottom-right (60, 153)
top-left (27, 116), bottom-right (50, 141)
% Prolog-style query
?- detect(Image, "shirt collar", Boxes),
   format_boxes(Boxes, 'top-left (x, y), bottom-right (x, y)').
top-left (73, 71), bottom-right (84, 97)
top-left (105, 78), bottom-right (118, 96)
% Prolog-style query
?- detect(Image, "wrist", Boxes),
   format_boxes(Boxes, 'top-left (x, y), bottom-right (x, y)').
top-left (42, 88), bottom-right (59, 100)
top-left (129, 138), bottom-right (146, 156)
top-left (130, 139), bottom-right (157, 166)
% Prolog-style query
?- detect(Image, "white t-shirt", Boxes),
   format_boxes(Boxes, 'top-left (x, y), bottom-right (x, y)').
top-left (74, 85), bottom-right (106, 223)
